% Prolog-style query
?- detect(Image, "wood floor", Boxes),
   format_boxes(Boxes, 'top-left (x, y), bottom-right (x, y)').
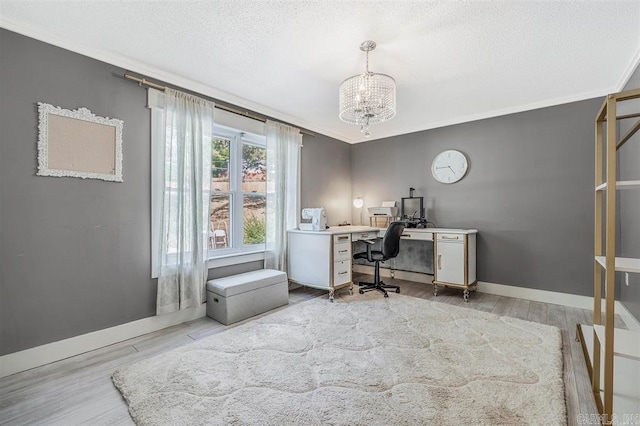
top-left (0, 275), bottom-right (604, 425)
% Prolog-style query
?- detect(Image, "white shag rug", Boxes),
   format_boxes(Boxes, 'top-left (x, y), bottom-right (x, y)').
top-left (112, 293), bottom-right (567, 425)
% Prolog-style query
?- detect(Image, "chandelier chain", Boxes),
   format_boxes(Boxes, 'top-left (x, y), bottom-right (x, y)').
top-left (365, 49), bottom-right (369, 74)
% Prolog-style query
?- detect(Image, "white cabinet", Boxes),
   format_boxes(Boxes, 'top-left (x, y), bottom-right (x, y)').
top-left (433, 232), bottom-right (477, 301)
top-left (332, 234), bottom-right (352, 286)
top-left (435, 235), bottom-right (465, 284)
top-left (287, 231), bottom-right (353, 301)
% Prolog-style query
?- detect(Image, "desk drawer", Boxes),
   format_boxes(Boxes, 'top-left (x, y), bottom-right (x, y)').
top-left (333, 260), bottom-right (351, 284)
top-left (333, 234), bottom-right (351, 244)
top-left (333, 242), bottom-right (352, 261)
top-left (401, 230), bottom-right (434, 241)
top-left (352, 231), bottom-right (376, 242)
top-left (436, 233), bottom-right (463, 241)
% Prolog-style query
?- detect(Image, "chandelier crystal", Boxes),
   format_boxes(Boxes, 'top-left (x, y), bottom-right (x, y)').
top-left (339, 40), bottom-right (396, 137)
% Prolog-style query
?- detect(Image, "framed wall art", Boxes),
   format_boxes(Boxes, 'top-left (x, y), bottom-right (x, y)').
top-left (37, 102), bottom-right (123, 182)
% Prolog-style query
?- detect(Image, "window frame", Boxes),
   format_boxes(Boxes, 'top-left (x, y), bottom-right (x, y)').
top-left (208, 127), bottom-right (267, 258)
top-left (208, 129), bottom-right (236, 258)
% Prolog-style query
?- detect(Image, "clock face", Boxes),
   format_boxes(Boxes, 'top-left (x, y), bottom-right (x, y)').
top-left (431, 150), bottom-right (469, 184)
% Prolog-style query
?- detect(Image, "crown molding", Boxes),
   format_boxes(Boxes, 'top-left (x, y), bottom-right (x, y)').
top-left (615, 47), bottom-right (640, 91)
top-left (2, 17), bottom-right (637, 146)
top-left (349, 88), bottom-right (611, 144)
top-left (0, 18), bottom-right (349, 144)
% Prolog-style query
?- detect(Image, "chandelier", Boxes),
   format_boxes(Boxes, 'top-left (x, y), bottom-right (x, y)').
top-left (339, 40), bottom-right (396, 137)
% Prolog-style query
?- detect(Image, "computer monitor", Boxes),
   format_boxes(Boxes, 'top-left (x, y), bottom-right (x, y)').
top-left (401, 197), bottom-right (424, 220)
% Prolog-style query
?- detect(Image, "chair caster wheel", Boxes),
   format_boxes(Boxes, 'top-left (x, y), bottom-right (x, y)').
top-left (359, 289), bottom-right (364, 294)
top-left (384, 293), bottom-right (389, 298)
top-left (395, 288), bottom-right (400, 293)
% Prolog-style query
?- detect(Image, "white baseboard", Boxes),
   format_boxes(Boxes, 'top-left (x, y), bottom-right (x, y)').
top-left (479, 282), bottom-right (640, 331)
top-left (353, 265), bottom-right (640, 328)
top-left (476, 280), bottom-right (595, 310)
top-left (0, 304), bottom-right (206, 379)
top-left (3, 270), bottom-right (639, 379)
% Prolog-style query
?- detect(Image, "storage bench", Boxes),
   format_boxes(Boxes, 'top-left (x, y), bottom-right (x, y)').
top-left (206, 269), bottom-right (288, 325)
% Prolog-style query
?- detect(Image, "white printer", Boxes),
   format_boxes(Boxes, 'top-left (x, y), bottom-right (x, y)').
top-left (367, 201), bottom-right (398, 227)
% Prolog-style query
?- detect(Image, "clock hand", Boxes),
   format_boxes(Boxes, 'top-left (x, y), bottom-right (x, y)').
top-left (447, 166), bottom-right (456, 175)
top-left (436, 166), bottom-right (448, 169)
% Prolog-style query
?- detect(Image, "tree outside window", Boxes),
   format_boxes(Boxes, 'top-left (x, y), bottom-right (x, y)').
top-left (209, 135), bottom-right (266, 251)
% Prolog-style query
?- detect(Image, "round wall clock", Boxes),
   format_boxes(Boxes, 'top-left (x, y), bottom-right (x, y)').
top-left (431, 150), bottom-right (469, 184)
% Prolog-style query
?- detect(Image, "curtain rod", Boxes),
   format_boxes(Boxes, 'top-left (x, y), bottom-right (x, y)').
top-left (123, 72), bottom-right (314, 137)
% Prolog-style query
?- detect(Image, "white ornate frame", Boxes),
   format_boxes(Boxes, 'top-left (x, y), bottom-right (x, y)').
top-left (37, 102), bottom-right (123, 182)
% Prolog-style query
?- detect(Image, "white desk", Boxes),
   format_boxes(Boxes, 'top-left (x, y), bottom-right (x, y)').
top-left (287, 226), bottom-right (372, 301)
top-left (287, 226), bottom-right (478, 301)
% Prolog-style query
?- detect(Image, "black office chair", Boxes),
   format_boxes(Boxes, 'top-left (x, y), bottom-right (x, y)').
top-left (353, 221), bottom-right (406, 298)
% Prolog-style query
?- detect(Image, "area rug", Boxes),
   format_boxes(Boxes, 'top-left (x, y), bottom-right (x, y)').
top-left (112, 293), bottom-right (566, 425)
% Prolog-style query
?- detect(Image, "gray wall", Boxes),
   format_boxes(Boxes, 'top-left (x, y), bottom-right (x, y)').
top-left (0, 29), bottom-right (351, 355)
top-left (351, 98), bottom-right (602, 296)
top-left (300, 133), bottom-right (353, 226)
top-left (619, 63), bottom-right (640, 320)
top-left (0, 29), bottom-right (156, 356)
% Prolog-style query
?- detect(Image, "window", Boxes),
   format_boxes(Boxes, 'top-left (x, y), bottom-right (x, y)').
top-left (209, 128), bottom-right (266, 256)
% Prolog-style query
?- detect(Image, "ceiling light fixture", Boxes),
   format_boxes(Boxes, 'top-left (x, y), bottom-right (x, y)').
top-left (339, 40), bottom-right (396, 138)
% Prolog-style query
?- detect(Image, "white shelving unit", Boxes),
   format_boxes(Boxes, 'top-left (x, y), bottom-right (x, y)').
top-left (577, 325), bottom-right (640, 419)
top-left (594, 256), bottom-right (640, 274)
top-left (595, 180), bottom-right (640, 191)
top-left (592, 325), bottom-right (640, 361)
top-left (577, 88), bottom-right (640, 423)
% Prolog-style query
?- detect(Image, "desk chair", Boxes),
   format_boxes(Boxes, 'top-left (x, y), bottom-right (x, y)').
top-left (353, 221), bottom-right (406, 298)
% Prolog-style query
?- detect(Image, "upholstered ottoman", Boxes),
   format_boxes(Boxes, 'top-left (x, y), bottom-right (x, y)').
top-left (206, 269), bottom-right (288, 325)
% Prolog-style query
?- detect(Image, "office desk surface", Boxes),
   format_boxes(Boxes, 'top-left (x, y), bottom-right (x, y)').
top-left (288, 226), bottom-right (478, 235)
top-left (288, 226), bottom-right (377, 235)
top-left (405, 228), bottom-right (478, 234)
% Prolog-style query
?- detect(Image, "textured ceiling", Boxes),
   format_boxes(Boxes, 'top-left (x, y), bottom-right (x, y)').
top-left (1, 1), bottom-right (639, 143)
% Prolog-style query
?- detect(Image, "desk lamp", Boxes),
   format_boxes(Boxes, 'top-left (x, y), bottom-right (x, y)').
top-left (353, 196), bottom-right (364, 225)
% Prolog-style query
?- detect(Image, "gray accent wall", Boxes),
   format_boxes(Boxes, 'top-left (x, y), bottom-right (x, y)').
top-left (300, 133), bottom-right (353, 226)
top-left (351, 98), bottom-right (602, 296)
top-left (0, 29), bottom-right (352, 355)
top-left (1, 29), bottom-right (156, 356)
top-left (619, 63), bottom-right (640, 320)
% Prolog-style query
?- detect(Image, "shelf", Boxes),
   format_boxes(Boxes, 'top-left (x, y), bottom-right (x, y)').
top-left (595, 256), bottom-right (640, 273)
top-left (593, 324), bottom-right (640, 361)
top-left (595, 180), bottom-right (640, 191)
top-left (578, 325), bottom-right (640, 415)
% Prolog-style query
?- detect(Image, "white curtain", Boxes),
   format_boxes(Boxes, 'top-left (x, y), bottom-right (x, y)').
top-left (157, 88), bottom-right (214, 315)
top-left (264, 120), bottom-right (302, 271)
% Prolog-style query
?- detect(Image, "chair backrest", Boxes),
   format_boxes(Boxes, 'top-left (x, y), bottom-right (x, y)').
top-left (381, 221), bottom-right (406, 259)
